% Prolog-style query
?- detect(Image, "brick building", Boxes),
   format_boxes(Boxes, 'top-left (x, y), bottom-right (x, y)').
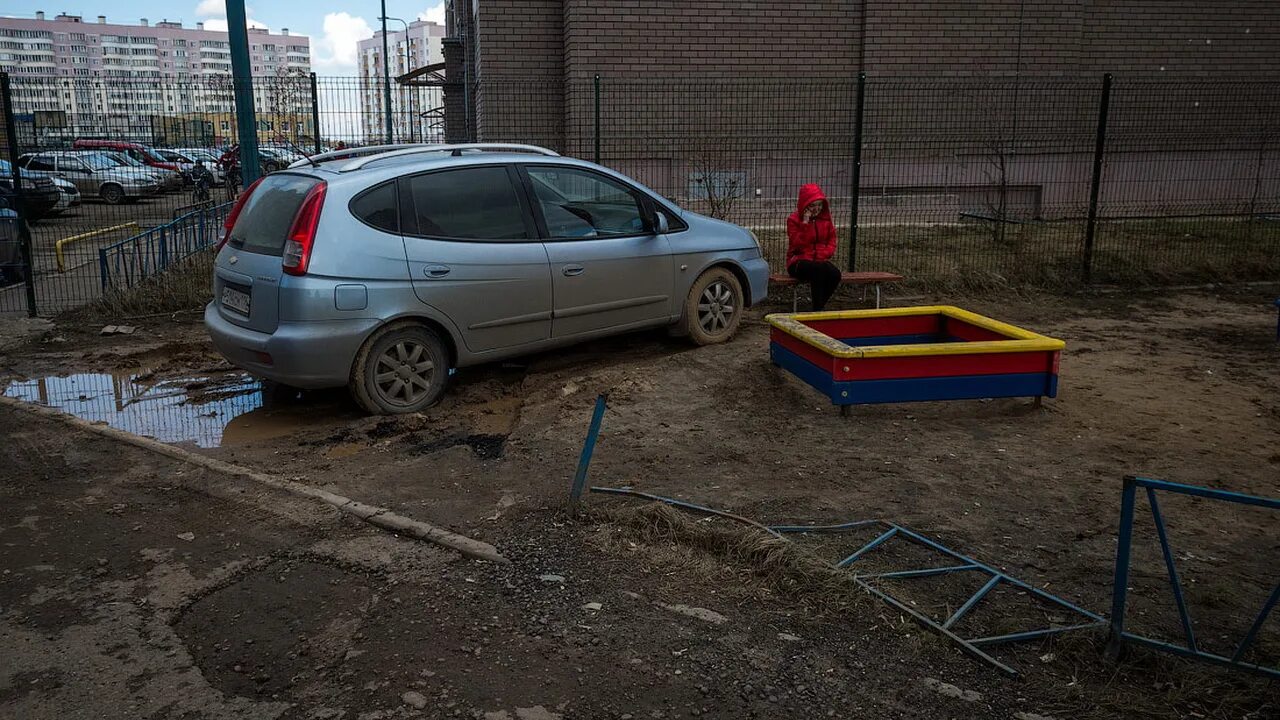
top-left (440, 1), bottom-right (1279, 237)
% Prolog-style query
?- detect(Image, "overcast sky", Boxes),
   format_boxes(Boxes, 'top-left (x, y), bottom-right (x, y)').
top-left (6, 1), bottom-right (447, 76)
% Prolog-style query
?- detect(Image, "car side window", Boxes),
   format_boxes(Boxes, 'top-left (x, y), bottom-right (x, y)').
top-left (404, 167), bottom-right (527, 240)
top-left (526, 167), bottom-right (648, 239)
top-left (350, 180), bottom-right (399, 233)
top-left (25, 155), bottom-right (55, 171)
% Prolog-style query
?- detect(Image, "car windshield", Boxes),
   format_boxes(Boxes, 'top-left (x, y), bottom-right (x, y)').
top-left (79, 153), bottom-right (121, 170)
top-left (137, 146), bottom-right (164, 163)
top-left (160, 150), bottom-right (188, 162)
top-left (108, 152), bottom-right (143, 167)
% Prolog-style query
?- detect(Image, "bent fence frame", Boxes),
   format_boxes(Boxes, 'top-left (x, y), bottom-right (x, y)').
top-left (1108, 475), bottom-right (1280, 679)
top-left (98, 202), bottom-right (232, 291)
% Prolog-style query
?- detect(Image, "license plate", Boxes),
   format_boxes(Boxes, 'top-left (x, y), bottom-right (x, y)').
top-left (221, 285), bottom-right (251, 315)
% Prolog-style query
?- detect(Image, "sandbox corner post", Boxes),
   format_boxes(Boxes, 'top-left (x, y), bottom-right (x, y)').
top-left (568, 394), bottom-right (608, 516)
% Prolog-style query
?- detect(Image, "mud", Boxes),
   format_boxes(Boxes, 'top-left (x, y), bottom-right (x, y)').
top-left (2, 289), bottom-right (1279, 718)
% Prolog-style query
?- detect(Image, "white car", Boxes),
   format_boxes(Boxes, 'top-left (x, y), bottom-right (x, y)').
top-left (48, 176), bottom-right (82, 215)
top-left (173, 148), bottom-right (228, 186)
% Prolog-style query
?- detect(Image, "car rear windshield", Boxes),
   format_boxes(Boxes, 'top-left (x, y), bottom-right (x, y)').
top-left (228, 173), bottom-right (321, 256)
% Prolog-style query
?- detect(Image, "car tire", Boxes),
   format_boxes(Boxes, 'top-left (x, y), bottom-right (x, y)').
top-left (349, 322), bottom-right (449, 415)
top-left (682, 266), bottom-right (744, 345)
top-left (100, 184), bottom-right (125, 205)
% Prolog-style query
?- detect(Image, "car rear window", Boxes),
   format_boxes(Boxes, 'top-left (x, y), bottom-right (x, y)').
top-left (228, 173), bottom-right (321, 256)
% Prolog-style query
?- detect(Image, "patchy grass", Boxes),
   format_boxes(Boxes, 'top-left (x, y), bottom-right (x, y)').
top-left (754, 217), bottom-right (1280, 292)
top-left (589, 502), bottom-right (875, 619)
top-left (65, 250), bottom-right (214, 323)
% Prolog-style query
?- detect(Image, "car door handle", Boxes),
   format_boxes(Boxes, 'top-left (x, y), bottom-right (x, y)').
top-left (423, 264), bottom-right (451, 278)
top-left (562, 264), bottom-right (585, 277)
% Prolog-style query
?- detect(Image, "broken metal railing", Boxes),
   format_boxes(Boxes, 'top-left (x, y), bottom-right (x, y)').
top-left (1107, 475), bottom-right (1280, 680)
top-left (769, 519), bottom-right (1105, 677)
top-left (98, 201), bottom-right (232, 291)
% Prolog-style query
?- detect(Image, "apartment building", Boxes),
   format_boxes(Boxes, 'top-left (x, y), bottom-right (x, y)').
top-left (0, 12), bottom-right (311, 145)
top-left (357, 20), bottom-right (446, 143)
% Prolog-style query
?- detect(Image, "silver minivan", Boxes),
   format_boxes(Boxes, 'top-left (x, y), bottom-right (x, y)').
top-left (204, 144), bottom-right (769, 414)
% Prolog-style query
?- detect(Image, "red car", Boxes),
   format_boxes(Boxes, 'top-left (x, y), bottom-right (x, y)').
top-left (72, 139), bottom-right (181, 174)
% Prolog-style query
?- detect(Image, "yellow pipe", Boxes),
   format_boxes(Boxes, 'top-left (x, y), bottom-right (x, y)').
top-left (56, 222), bottom-right (139, 272)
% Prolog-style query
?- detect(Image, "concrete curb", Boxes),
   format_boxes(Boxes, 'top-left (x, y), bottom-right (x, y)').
top-left (0, 396), bottom-right (509, 564)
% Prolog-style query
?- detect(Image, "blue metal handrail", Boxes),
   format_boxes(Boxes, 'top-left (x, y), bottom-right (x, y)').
top-left (98, 201), bottom-right (232, 291)
top-left (1108, 475), bottom-right (1280, 679)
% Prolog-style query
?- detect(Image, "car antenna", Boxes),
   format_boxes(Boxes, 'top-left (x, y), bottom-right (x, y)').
top-left (282, 138), bottom-right (318, 168)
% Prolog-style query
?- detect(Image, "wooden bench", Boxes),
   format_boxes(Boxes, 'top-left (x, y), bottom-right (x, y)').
top-left (769, 271), bottom-right (904, 312)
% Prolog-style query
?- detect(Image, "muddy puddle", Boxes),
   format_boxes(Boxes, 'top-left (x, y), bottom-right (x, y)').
top-left (3, 370), bottom-right (350, 448)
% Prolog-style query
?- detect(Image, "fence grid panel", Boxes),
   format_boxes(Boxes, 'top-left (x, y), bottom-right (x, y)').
top-left (2, 72), bottom-right (1277, 315)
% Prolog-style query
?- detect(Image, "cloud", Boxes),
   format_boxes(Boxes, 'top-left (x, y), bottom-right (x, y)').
top-left (194, 0), bottom-right (223, 17)
top-left (201, 17), bottom-right (268, 32)
top-left (312, 12), bottom-right (374, 72)
top-left (417, 2), bottom-right (446, 24)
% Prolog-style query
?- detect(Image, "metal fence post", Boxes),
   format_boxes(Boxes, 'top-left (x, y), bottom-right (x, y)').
top-left (1106, 474), bottom-right (1138, 659)
top-left (568, 394), bottom-right (608, 516)
top-left (226, 0), bottom-right (260, 185)
top-left (1083, 72), bottom-right (1113, 284)
top-left (309, 72), bottom-right (322, 156)
top-left (848, 71), bottom-right (866, 272)
top-left (1, 72), bottom-right (37, 317)
top-left (593, 74), bottom-right (601, 164)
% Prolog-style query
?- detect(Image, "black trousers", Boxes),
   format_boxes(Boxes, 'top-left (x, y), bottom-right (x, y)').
top-left (788, 260), bottom-right (841, 311)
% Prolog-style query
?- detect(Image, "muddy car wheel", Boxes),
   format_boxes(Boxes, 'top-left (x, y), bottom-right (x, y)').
top-left (683, 267), bottom-right (743, 345)
top-left (100, 183), bottom-right (125, 205)
top-left (350, 323), bottom-right (448, 414)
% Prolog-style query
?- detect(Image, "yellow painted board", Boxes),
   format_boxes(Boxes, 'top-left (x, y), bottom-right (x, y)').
top-left (765, 306), bottom-right (1065, 359)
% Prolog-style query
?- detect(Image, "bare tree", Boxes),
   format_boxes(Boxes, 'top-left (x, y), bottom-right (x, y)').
top-left (687, 138), bottom-right (744, 221)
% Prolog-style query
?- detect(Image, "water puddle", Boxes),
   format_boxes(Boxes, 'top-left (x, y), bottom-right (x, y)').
top-left (3, 370), bottom-right (345, 448)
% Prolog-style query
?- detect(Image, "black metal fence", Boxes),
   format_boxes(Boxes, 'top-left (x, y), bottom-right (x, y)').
top-left (1, 71), bottom-right (1277, 317)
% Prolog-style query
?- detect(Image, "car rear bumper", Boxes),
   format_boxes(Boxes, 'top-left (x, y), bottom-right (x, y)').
top-left (204, 302), bottom-right (379, 389)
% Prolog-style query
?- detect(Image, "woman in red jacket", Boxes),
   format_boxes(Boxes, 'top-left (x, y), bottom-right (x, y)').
top-left (786, 183), bottom-right (841, 311)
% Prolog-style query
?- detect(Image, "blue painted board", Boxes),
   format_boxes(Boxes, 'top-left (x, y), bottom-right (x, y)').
top-left (771, 341), bottom-right (1057, 405)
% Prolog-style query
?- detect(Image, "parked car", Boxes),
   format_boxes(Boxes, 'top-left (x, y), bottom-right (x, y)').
top-left (172, 148), bottom-right (227, 186)
top-left (0, 158), bottom-right (62, 221)
top-left (0, 190), bottom-right (25, 287)
top-left (256, 147), bottom-right (289, 173)
top-left (96, 150), bottom-right (183, 191)
top-left (19, 151), bottom-right (160, 204)
top-left (48, 175), bottom-right (82, 215)
top-left (72, 139), bottom-right (182, 177)
top-left (205, 143), bottom-right (768, 414)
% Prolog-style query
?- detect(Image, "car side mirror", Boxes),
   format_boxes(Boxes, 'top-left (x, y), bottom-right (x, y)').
top-left (653, 211), bottom-right (670, 234)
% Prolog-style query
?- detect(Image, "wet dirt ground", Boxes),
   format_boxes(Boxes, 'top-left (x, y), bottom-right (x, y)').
top-left (2, 288), bottom-right (1279, 719)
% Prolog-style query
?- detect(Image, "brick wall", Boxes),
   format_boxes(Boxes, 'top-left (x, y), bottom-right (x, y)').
top-left (458, 1), bottom-right (1280, 228)
top-left (473, 0), bottom-right (565, 147)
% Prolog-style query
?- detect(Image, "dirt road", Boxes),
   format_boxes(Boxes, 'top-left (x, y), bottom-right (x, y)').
top-left (2, 288), bottom-right (1278, 718)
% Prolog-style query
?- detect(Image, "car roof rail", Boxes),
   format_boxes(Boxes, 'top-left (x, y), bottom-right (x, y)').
top-left (323, 143), bottom-right (560, 172)
top-left (289, 144), bottom-right (417, 169)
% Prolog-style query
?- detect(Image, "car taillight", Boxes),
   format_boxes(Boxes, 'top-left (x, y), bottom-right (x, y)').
top-left (281, 181), bottom-right (327, 276)
top-left (216, 176), bottom-right (265, 251)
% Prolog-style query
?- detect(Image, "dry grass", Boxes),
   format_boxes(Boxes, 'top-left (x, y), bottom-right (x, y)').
top-left (755, 217), bottom-right (1280, 293)
top-left (67, 250), bottom-right (215, 323)
top-left (589, 502), bottom-right (877, 618)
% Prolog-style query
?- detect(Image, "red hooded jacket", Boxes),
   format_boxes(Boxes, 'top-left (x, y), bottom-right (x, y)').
top-left (786, 184), bottom-right (837, 269)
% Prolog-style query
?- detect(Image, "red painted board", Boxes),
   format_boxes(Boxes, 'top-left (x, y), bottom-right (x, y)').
top-left (1051, 351), bottom-right (1061, 374)
top-left (771, 330), bottom-right (838, 376)
top-left (943, 317), bottom-right (1011, 342)
top-left (802, 314), bottom-right (941, 340)
top-left (835, 350), bottom-right (1059, 381)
